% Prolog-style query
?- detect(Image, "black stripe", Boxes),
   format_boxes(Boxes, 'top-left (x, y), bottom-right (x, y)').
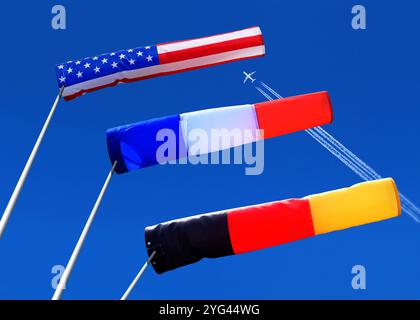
top-left (145, 211), bottom-right (234, 274)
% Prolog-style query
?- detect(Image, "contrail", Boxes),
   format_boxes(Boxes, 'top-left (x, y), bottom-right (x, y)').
top-left (255, 86), bottom-right (273, 101)
top-left (310, 126), bottom-right (419, 217)
top-left (305, 128), bottom-right (373, 181)
top-left (254, 82), bottom-right (420, 222)
top-left (259, 82), bottom-right (420, 221)
top-left (257, 87), bottom-right (375, 181)
top-left (312, 126), bottom-right (381, 180)
top-left (261, 81), bottom-right (380, 180)
top-left (260, 81), bottom-right (284, 99)
top-left (400, 193), bottom-right (419, 211)
top-left (309, 127), bottom-right (419, 218)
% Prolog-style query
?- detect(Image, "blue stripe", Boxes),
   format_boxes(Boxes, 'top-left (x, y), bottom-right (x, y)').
top-left (56, 45), bottom-right (159, 88)
top-left (106, 114), bottom-right (186, 174)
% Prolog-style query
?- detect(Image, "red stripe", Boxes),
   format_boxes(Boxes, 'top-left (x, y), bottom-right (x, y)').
top-left (63, 53), bottom-right (264, 101)
top-left (157, 26), bottom-right (261, 46)
top-left (254, 91), bottom-right (333, 140)
top-left (157, 35), bottom-right (264, 65)
top-left (227, 199), bottom-right (315, 254)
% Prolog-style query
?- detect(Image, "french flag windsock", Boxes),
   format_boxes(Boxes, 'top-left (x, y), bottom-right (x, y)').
top-left (56, 27), bottom-right (265, 101)
top-left (145, 178), bottom-right (401, 274)
top-left (106, 91), bottom-right (333, 174)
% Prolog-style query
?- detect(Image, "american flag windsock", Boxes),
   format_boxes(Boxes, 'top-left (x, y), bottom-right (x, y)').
top-left (55, 27), bottom-right (265, 100)
top-left (145, 178), bottom-right (401, 274)
top-left (106, 91), bottom-right (333, 174)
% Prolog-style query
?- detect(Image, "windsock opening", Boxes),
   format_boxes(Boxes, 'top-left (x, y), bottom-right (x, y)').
top-left (145, 178), bottom-right (401, 274)
top-left (390, 178), bottom-right (402, 217)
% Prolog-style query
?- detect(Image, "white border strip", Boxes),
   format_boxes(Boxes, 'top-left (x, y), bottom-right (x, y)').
top-left (157, 27), bottom-right (262, 54)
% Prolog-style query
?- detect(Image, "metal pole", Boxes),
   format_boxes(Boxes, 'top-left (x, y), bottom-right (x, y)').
top-left (121, 251), bottom-right (156, 300)
top-left (52, 161), bottom-right (117, 300)
top-left (0, 87), bottom-right (64, 239)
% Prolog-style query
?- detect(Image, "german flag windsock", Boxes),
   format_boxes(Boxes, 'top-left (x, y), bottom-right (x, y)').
top-left (145, 178), bottom-right (401, 274)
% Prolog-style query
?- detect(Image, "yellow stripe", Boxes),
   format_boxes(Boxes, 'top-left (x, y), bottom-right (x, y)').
top-left (307, 178), bottom-right (401, 235)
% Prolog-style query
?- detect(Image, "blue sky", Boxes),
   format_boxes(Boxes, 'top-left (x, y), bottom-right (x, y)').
top-left (0, 1), bottom-right (419, 299)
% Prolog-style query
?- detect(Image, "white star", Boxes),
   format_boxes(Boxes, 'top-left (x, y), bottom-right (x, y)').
top-left (59, 76), bottom-right (66, 83)
top-left (57, 65), bottom-right (64, 70)
top-left (67, 67), bottom-right (73, 74)
top-left (128, 49), bottom-right (133, 53)
top-left (137, 51), bottom-right (143, 57)
top-left (128, 58), bottom-right (135, 65)
top-left (102, 58), bottom-right (108, 64)
top-left (110, 52), bottom-right (116, 56)
top-left (84, 62), bottom-right (91, 68)
top-left (119, 53), bottom-right (126, 59)
top-left (145, 46), bottom-right (151, 49)
top-left (93, 56), bottom-right (98, 60)
top-left (111, 62), bottom-right (118, 68)
top-left (94, 66), bottom-right (100, 73)
top-left (146, 55), bottom-right (153, 62)
top-left (75, 60), bottom-right (81, 65)
top-left (76, 71), bottom-right (83, 78)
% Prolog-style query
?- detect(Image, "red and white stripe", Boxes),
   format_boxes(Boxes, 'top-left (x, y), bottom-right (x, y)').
top-left (63, 27), bottom-right (265, 100)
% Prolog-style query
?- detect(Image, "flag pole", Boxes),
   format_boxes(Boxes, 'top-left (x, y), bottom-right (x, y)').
top-left (52, 161), bottom-right (117, 300)
top-left (0, 86), bottom-right (64, 239)
top-left (121, 251), bottom-right (156, 300)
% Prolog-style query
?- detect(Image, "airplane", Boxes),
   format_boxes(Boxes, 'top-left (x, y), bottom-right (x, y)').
top-left (243, 71), bottom-right (256, 84)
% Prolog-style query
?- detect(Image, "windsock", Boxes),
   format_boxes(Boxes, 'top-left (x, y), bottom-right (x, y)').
top-left (106, 91), bottom-right (333, 174)
top-left (145, 178), bottom-right (401, 274)
top-left (56, 26), bottom-right (265, 100)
